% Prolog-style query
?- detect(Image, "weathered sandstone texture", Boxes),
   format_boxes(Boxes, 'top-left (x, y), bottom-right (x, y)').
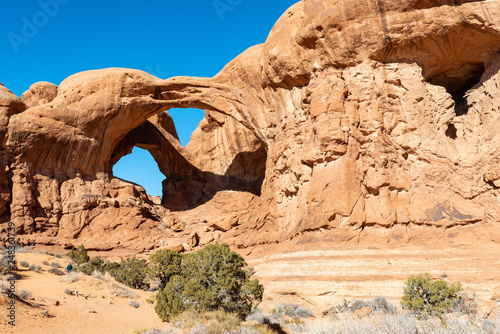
top-left (1, 0), bottom-right (499, 251)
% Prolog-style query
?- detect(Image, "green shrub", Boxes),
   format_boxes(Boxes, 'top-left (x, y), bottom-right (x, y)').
top-left (68, 245), bottom-right (89, 265)
top-left (148, 249), bottom-right (182, 290)
top-left (19, 260), bottom-right (29, 268)
top-left (112, 257), bottom-right (149, 290)
top-left (77, 256), bottom-right (119, 276)
top-left (155, 243), bottom-right (263, 322)
top-left (402, 273), bottom-right (462, 317)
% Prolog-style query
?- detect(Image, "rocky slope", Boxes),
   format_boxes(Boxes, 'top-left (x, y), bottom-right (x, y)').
top-left (1, 0), bottom-right (499, 251)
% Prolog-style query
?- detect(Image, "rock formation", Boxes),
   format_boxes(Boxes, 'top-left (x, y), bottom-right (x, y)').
top-left (1, 0), bottom-right (499, 251)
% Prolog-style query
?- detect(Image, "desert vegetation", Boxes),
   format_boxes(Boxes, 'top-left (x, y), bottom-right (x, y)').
top-left (66, 243), bottom-right (264, 322)
top-left (2, 245), bottom-right (498, 334)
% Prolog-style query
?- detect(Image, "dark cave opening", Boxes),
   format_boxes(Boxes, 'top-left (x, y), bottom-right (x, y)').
top-left (426, 62), bottom-right (485, 116)
top-left (445, 123), bottom-right (457, 140)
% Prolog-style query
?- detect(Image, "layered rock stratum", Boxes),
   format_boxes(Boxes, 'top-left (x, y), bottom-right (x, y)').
top-left (1, 0), bottom-right (499, 252)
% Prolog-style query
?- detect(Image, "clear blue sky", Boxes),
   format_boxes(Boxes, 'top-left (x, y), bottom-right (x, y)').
top-left (0, 0), bottom-right (297, 197)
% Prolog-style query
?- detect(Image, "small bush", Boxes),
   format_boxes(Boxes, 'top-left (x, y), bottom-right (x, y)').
top-left (55, 253), bottom-right (63, 258)
top-left (17, 289), bottom-right (32, 300)
top-left (129, 300), bottom-right (140, 308)
top-left (64, 288), bottom-right (73, 295)
top-left (0, 254), bottom-right (14, 272)
top-left (371, 296), bottom-right (397, 314)
top-left (48, 267), bottom-right (64, 275)
top-left (60, 272), bottom-right (83, 283)
top-left (295, 307), bottom-right (313, 318)
top-left (19, 260), bottom-right (29, 268)
top-left (402, 273), bottom-right (462, 317)
top-left (1, 280), bottom-right (10, 295)
top-left (28, 264), bottom-right (42, 273)
top-left (68, 245), bottom-right (89, 265)
top-left (42, 260), bottom-right (49, 266)
top-left (50, 262), bottom-right (62, 268)
top-left (352, 299), bottom-right (368, 310)
top-left (245, 311), bottom-right (270, 325)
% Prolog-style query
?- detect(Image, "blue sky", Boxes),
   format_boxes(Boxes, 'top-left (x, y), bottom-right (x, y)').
top-left (0, 0), bottom-right (297, 197)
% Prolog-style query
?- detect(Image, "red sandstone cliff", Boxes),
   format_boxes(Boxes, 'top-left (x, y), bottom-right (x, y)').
top-left (1, 0), bottom-right (499, 251)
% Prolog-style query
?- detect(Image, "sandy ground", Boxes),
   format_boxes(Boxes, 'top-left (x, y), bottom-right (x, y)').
top-left (1, 252), bottom-right (165, 334)
top-left (1, 242), bottom-right (499, 333)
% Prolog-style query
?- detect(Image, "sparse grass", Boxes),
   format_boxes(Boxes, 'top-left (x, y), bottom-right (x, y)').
top-left (286, 312), bottom-right (500, 334)
top-left (48, 267), bottom-right (64, 275)
top-left (132, 328), bottom-right (178, 334)
top-left (19, 260), bottom-right (29, 268)
top-left (170, 309), bottom-right (277, 334)
top-left (64, 288), bottom-right (73, 295)
top-left (109, 283), bottom-right (137, 299)
top-left (28, 264), bottom-right (42, 273)
top-left (171, 309), bottom-right (241, 334)
top-left (17, 289), bottom-right (32, 300)
top-left (129, 300), bottom-right (140, 308)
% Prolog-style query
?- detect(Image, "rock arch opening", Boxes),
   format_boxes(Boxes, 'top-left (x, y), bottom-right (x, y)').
top-left (108, 108), bottom-right (267, 211)
top-left (113, 146), bottom-right (165, 198)
top-left (167, 108), bottom-right (205, 147)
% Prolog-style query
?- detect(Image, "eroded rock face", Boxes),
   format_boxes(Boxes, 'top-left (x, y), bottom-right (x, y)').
top-left (1, 0), bottom-right (499, 251)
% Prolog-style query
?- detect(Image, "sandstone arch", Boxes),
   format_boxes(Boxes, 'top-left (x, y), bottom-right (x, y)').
top-left (1, 0), bottom-right (500, 250)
